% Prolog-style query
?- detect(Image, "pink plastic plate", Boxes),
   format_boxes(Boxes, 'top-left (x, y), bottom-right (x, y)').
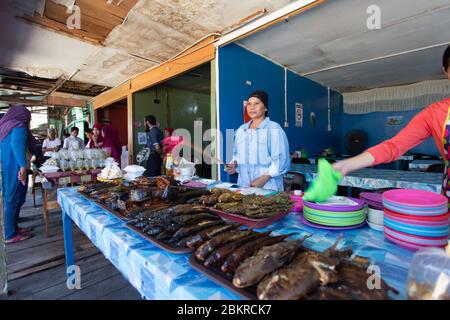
top-left (383, 189), bottom-right (447, 208)
top-left (384, 232), bottom-right (447, 251)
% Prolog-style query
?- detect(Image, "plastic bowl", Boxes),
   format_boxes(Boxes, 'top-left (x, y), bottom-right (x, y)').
top-left (367, 207), bottom-right (384, 225)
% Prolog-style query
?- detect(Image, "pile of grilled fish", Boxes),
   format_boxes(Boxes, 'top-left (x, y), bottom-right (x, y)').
top-left (212, 192), bottom-right (294, 219)
top-left (128, 204), bottom-right (237, 248)
top-left (193, 234), bottom-right (397, 300)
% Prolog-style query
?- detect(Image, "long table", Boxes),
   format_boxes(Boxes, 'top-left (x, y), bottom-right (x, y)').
top-left (290, 164), bottom-right (443, 193)
top-left (58, 186), bottom-right (417, 300)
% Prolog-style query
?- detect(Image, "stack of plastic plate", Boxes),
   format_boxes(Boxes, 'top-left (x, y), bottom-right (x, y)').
top-left (360, 192), bottom-right (384, 231)
top-left (382, 189), bottom-right (449, 250)
top-left (302, 196), bottom-right (367, 230)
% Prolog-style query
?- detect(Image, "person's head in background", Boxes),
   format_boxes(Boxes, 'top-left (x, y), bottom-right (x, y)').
top-left (48, 128), bottom-right (56, 140)
top-left (144, 115), bottom-right (157, 131)
top-left (443, 45), bottom-right (450, 80)
top-left (92, 123), bottom-right (102, 138)
top-left (85, 128), bottom-right (93, 141)
top-left (71, 126), bottom-right (79, 138)
top-left (164, 127), bottom-right (174, 138)
top-left (63, 132), bottom-right (70, 140)
top-left (247, 90), bottom-right (269, 121)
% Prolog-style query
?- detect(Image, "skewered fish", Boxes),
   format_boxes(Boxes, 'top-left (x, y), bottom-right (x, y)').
top-left (221, 233), bottom-right (295, 273)
top-left (232, 235), bottom-right (310, 288)
top-left (204, 231), bottom-right (272, 268)
top-left (195, 229), bottom-right (255, 262)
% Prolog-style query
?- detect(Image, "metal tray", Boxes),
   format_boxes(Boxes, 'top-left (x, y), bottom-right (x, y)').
top-left (207, 208), bottom-right (289, 229)
top-left (126, 223), bottom-right (194, 254)
top-left (188, 255), bottom-right (257, 300)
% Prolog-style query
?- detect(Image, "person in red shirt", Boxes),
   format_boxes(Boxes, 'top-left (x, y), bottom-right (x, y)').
top-left (334, 45), bottom-right (450, 186)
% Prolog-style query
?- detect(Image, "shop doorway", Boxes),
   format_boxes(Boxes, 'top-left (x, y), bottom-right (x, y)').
top-left (133, 62), bottom-right (212, 178)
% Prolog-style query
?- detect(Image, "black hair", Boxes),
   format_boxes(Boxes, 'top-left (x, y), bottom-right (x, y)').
top-left (85, 128), bottom-right (93, 133)
top-left (71, 126), bottom-right (79, 132)
top-left (444, 45), bottom-right (450, 72)
top-left (145, 115), bottom-right (157, 126)
top-left (248, 90), bottom-right (269, 117)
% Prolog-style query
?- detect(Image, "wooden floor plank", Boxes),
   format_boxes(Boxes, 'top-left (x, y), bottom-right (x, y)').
top-left (5, 189), bottom-right (141, 300)
top-left (99, 285), bottom-right (143, 300)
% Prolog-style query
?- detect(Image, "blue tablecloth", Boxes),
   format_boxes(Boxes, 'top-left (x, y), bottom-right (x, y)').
top-left (290, 164), bottom-right (443, 193)
top-left (58, 187), bottom-right (417, 300)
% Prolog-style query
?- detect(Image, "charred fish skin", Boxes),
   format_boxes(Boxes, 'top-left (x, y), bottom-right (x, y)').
top-left (182, 224), bottom-right (239, 249)
top-left (195, 229), bottom-right (254, 262)
top-left (172, 213), bottom-right (219, 225)
top-left (169, 220), bottom-right (225, 243)
top-left (221, 233), bottom-right (295, 273)
top-left (204, 231), bottom-right (271, 268)
top-left (257, 251), bottom-right (338, 300)
top-left (232, 236), bottom-right (310, 289)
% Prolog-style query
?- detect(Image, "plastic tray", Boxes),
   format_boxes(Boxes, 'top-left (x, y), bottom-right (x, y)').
top-left (207, 208), bottom-right (289, 229)
top-left (188, 255), bottom-right (257, 300)
top-left (126, 223), bottom-right (194, 254)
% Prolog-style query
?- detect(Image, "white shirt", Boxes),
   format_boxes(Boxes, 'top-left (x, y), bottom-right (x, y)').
top-left (43, 138), bottom-right (61, 150)
top-left (63, 136), bottom-right (85, 149)
top-left (42, 138), bottom-right (61, 157)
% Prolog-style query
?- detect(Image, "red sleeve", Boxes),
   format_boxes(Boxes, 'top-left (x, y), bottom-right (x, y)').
top-left (367, 107), bottom-right (435, 165)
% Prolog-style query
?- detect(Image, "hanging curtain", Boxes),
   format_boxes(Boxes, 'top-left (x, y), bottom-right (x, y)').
top-left (343, 79), bottom-right (450, 114)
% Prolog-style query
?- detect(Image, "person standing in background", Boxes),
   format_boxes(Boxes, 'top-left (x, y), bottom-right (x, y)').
top-left (63, 127), bottom-right (85, 149)
top-left (84, 128), bottom-right (93, 146)
top-left (144, 115), bottom-right (164, 177)
top-left (86, 123), bottom-right (103, 149)
top-left (225, 91), bottom-right (290, 191)
top-left (0, 105), bottom-right (36, 243)
top-left (42, 128), bottom-right (61, 155)
top-left (101, 125), bottom-right (122, 164)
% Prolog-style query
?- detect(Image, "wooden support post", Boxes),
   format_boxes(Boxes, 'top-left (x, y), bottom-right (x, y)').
top-left (127, 93), bottom-right (134, 165)
top-left (0, 196), bottom-right (8, 299)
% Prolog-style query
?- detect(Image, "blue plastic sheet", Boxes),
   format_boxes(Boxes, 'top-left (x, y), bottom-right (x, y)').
top-left (58, 187), bottom-right (415, 300)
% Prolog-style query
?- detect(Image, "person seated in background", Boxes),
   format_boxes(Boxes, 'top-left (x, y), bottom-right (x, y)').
top-left (86, 123), bottom-right (103, 149)
top-left (42, 128), bottom-right (61, 155)
top-left (63, 126), bottom-right (85, 150)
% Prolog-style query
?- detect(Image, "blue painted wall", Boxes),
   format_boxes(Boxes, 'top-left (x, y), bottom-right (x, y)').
top-left (218, 44), bottom-right (343, 179)
top-left (341, 110), bottom-right (438, 157)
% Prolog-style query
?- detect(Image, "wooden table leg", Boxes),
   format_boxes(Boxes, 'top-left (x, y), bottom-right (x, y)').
top-left (43, 189), bottom-right (49, 238)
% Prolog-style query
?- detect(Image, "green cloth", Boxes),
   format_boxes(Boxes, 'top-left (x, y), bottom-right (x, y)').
top-left (303, 158), bottom-right (342, 202)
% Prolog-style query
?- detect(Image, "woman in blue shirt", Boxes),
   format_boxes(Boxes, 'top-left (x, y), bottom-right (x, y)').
top-left (0, 105), bottom-right (36, 243)
top-left (225, 91), bottom-right (290, 191)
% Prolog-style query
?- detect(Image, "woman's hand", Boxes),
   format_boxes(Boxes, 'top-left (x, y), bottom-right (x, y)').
top-left (18, 167), bottom-right (27, 186)
top-left (225, 161), bottom-right (237, 175)
top-left (250, 175), bottom-right (271, 188)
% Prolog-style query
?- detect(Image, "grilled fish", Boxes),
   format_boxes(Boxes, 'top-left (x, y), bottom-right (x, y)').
top-left (172, 213), bottom-right (219, 225)
top-left (180, 224), bottom-right (239, 248)
top-left (256, 238), bottom-right (352, 300)
top-left (204, 231), bottom-right (271, 268)
top-left (232, 235), bottom-right (310, 288)
top-left (195, 229), bottom-right (254, 262)
top-left (170, 220), bottom-right (225, 243)
top-left (221, 233), bottom-right (295, 273)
